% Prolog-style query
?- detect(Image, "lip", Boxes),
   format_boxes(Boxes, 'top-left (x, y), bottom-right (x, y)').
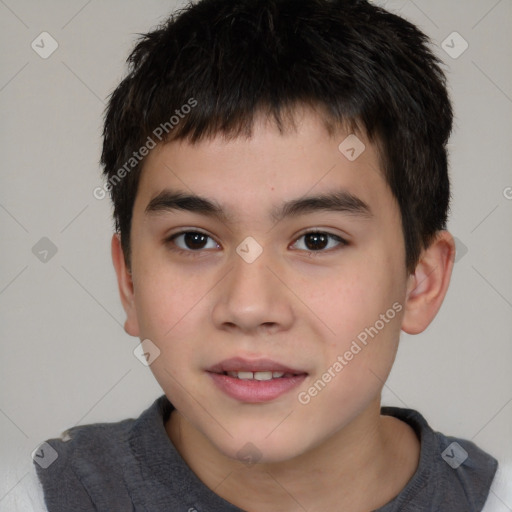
top-left (206, 357), bottom-right (308, 403)
top-left (207, 357), bottom-right (305, 374)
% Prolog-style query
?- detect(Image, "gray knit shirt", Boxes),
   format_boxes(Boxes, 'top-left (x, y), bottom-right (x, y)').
top-left (35, 395), bottom-right (498, 511)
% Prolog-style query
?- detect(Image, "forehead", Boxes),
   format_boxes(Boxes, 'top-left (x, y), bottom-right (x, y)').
top-left (134, 109), bottom-right (396, 225)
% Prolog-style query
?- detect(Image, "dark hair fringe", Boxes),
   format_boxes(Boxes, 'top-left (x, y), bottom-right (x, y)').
top-left (101, 0), bottom-right (452, 272)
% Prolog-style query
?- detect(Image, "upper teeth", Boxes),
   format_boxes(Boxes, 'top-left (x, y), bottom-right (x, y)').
top-left (227, 371), bottom-right (285, 380)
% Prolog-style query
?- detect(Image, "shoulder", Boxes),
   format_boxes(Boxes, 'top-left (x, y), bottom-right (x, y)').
top-left (35, 415), bottom-right (136, 473)
top-left (430, 432), bottom-right (499, 510)
top-left (33, 416), bottom-right (137, 510)
top-left (381, 407), bottom-right (500, 511)
top-left (33, 396), bottom-right (171, 510)
top-left (482, 462), bottom-right (512, 512)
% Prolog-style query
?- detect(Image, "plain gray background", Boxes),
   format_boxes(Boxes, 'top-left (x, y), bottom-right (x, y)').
top-left (1, 0), bottom-right (511, 508)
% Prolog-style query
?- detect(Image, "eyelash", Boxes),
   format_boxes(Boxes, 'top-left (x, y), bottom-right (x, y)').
top-left (164, 230), bottom-right (348, 258)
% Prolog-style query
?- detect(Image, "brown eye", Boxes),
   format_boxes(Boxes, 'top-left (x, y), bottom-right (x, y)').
top-left (167, 231), bottom-right (220, 252)
top-left (292, 231), bottom-right (347, 253)
top-left (182, 232), bottom-right (209, 250)
top-left (304, 232), bottom-right (329, 251)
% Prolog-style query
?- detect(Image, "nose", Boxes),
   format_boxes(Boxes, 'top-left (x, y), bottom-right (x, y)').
top-left (211, 249), bottom-right (295, 336)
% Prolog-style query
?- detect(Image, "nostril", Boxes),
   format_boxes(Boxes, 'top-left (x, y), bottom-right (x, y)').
top-left (261, 322), bottom-right (278, 333)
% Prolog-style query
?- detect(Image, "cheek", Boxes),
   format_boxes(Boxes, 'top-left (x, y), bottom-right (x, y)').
top-left (131, 242), bottom-right (206, 333)
top-left (305, 264), bottom-right (397, 342)
top-left (131, 264), bottom-right (210, 405)
top-left (130, 258), bottom-right (213, 379)
top-left (301, 253), bottom-right (405, 383)
top-left (298, 303), bottom-right (403, 434)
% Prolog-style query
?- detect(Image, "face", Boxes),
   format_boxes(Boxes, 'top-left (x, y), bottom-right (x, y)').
top-left (122, 110), bottom-right (410, 463)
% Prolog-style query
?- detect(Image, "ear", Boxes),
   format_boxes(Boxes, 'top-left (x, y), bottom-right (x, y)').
top-left (111, 233), bottom-right (140, 337)
top-left (401, 230), bottom-right (456, 335)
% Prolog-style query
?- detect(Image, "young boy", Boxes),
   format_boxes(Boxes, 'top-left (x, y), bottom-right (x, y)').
top-left (32, 0), bottom-right (509, 510)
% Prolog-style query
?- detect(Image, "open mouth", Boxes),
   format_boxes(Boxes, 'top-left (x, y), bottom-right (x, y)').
top-left (207, 357), bottom-right (307, 376)
top-left (207, 358), bottom-right (308, 402)
top-left (216, 370), bottom-right (303, 380)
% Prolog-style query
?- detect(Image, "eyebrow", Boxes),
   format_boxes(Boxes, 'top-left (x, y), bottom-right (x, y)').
top-left (145, 188), bottom-right (373, 224)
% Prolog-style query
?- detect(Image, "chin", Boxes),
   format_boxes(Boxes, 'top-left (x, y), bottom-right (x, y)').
top-left (207, 422), bottom-right (316, 466)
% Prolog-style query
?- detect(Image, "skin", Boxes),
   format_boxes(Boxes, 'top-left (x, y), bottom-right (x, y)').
top-left (112, 108), bottom-right (456, 511)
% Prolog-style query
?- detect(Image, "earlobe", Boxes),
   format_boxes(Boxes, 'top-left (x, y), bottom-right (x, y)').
top-left (401, 231), bottom-right (456, 335)
top-left (111, 233), bottom-right (140, 337)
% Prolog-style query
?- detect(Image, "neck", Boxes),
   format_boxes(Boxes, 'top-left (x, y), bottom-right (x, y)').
top-left (166, 398), bottom-right (420, 512)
